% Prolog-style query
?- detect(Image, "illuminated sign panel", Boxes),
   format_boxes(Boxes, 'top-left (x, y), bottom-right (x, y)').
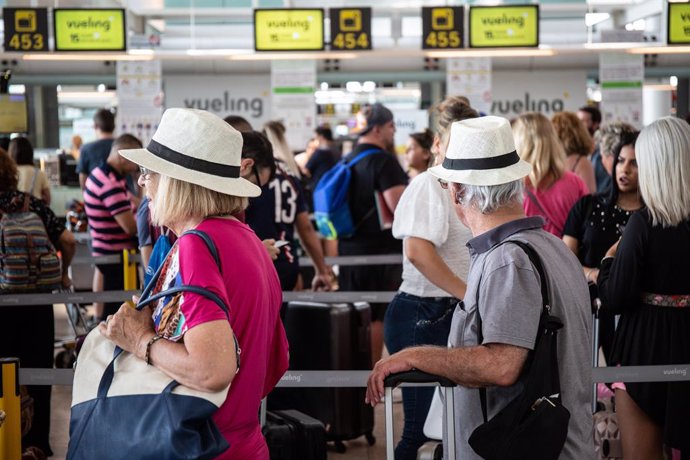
top-left (422, 6), bottom-right (464, 49)
top-left (668, 2), bottom-right (690, 45)
top-left (469, 5), bottom-right (539, 48)
top-left (0, 94), bottom-right (29, 134)
top-left (3, 8), bottom-right (49, 52)
top-left (54, 9), bottom-right (126, 51)
top-left (330, 8), bottom-right (371, 50)
top-left (254, 9), bottom-right (324, 51)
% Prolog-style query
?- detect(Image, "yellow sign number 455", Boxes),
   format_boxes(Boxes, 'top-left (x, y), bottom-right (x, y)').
top-left (425, 30), bottom-right (461, 48)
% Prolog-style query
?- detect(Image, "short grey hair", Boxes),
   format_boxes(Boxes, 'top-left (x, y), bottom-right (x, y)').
top-left (453, 179), bottom-right (524, 214)
top-left (636, 116), bottom-right (690, 227)
top-left (597, 122), bottom-right (636, 158)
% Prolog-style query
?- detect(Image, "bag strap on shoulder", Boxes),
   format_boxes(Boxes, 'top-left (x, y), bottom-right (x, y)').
top-left (345, 148), bottom-right (382, 168)
top-left (476, 240), bottom-right (553, 423)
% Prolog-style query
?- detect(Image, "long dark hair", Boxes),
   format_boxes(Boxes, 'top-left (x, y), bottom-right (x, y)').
top-left (605, 130), bottom-right (640, 209)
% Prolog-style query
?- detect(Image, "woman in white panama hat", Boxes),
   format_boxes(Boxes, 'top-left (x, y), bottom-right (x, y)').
top-left (100, 108), bottom-right (289, 459)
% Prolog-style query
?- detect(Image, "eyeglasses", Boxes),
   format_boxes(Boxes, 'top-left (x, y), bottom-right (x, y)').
top-left (437, 178), bottom-right (449, 190)
top-left (139, 165), bottom-right (150, 177)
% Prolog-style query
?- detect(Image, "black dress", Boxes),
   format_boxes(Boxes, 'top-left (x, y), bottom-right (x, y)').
top-left (563, 194), bottom-right (638, 357)
top-left (598, 209), bottom-right (690, 449)
top-left (0, 191), bottom-right (65, 456)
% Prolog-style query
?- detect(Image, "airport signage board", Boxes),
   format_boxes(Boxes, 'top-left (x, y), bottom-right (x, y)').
top-left (3, 8), bottom-right (49, 52)
top-left (469, 5), bottom-right (539, 48)
top-left (53, 9), bottom-right (126, 51)
top-left (330, 7), bottom-right (372, 50)
top-left (254, 9), bottom-right (324, 51)
top-left (422, 7), bottom-right (464, 49)
top-left (667, 2), bottom-right (690, 44)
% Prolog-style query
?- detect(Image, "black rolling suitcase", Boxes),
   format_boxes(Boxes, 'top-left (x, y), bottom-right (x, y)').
top-left (263, 409), bottom-right (327, 460)
top-left (268, 301), bottom-right (375, 452)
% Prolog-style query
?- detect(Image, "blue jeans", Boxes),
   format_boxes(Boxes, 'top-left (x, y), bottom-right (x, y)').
top-left (384, 292), bottom-right (457, 460)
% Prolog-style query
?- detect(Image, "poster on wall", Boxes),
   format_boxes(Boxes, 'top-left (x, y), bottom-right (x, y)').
top-left (490, 70), bottom-right (586, 119)
top-left (393, 110), bottom-right (429, 170)
top-left (446, 57), bottom-right (492, 115)
top-left (164, 75), bottom-right (271, 129)
top-left (599, 53), bottom-right (643, 129)
top-left (117, 60), bottom-right (163, 146)
top-left (271, 60), bottom-right (317, 151)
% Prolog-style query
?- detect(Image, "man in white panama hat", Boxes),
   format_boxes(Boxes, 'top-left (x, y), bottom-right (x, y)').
top-left (366, 116), bottom-right (592, 459)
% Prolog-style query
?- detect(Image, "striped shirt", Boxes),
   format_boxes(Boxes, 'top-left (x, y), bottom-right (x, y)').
top-left (83, 163), bottom-right (138, 256)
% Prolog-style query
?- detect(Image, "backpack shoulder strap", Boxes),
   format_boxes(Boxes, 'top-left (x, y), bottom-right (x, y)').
top-left (346, 148), bottom-right (383, 168)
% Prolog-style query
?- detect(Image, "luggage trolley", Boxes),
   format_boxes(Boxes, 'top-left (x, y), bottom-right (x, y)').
top-left (384, 371), bottom-right (457, 460)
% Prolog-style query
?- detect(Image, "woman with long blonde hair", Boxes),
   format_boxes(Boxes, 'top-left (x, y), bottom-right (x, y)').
top-left (512, 112), bottom-right (588, 237)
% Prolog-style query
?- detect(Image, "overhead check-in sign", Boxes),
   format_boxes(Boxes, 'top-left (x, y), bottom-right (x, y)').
top-left (469, 5), bottom-right (539, 48)
top-left (667, 2), bottom-right (690, 44)
top-left (3, 8), bottom-right (49, 52)
top-left (422, 6), bottom-right (464, 49)
top-left (330, 8), bottom-right (372, 50)
top-left (254, 9), bottom-right (324, 51)
top-left (53, 9), bottom-right (126, 51)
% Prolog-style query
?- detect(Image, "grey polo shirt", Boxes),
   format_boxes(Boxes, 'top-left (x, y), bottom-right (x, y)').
top-left (446, 217), bottom-right (593, 460)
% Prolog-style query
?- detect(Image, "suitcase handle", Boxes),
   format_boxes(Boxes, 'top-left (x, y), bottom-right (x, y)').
top-left (383, 370), bottom-right (456, 388)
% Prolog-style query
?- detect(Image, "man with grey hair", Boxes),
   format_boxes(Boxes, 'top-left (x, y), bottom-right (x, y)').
top-left (366, 116), bottom-right (592, 459)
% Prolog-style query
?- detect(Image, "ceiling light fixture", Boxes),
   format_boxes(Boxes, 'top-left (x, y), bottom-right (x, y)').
top-left (23, 53), bottom-right (154, 61)
top-left (628, 45), bottom-right (690, 54)
top-left (585, 12), bottom-right (610, 27)
top-left (425, 48), bottom-right (556, 58)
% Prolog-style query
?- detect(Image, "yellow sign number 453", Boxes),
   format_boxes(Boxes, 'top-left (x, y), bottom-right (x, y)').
top-left (425, 30), bottom-right (461, 48)
top-left (8, 33), bottom-right (44, 51)
top-left (333, 32), bottom-right (369, 49)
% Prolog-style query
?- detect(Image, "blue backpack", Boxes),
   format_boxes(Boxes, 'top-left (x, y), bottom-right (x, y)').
top-left (313, 149), bottom-right (381, 240)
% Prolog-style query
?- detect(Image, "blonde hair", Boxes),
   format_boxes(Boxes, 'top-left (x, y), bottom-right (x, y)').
top-left (263, 120), bottom-right (301, 178)
top-left (150, 175), bottom-right (248, 227)
top-left (552, 111), bottom-right (594, 157)
top-left (635, 116), bottom-right (690, 227)
top-left (512, 112), bottom-right (566, 189)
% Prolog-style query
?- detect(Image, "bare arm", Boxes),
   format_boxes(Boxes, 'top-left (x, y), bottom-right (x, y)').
top-left (100, 305), bottom-right (237, 392)
top-left (295, 211), bottom-right (332, 290)
top-left (58, 229), bottom-right (76, 287)
top-left (79, 173), bottom-right (87, 190)
top-left (405, 237), bottom-right (466, 299)
top-left (576, 158), bottom-right (597, 194)
top-left (382, 185), bottom-right (406, 213)
top-left (41, 187), bottom-right (51, 206)
top-left (113, 211), bottom-right (138, 235)
top-left (562, 235), bottom-right (599, 283)
top-left (366, 343), bottom-right (529, 405)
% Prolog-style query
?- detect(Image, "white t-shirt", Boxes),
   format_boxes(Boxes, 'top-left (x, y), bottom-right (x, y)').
top-left (392, 171), bottom-right (472, 298)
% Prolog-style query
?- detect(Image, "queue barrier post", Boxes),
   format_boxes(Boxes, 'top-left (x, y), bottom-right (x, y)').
top-left (122, 249), bottom-right (138, 307)
top-left (0, 358), bottom-right (21, 460)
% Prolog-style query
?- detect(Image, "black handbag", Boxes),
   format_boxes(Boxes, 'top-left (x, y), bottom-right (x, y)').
top-left (468, 241), bottom-right (570, 460)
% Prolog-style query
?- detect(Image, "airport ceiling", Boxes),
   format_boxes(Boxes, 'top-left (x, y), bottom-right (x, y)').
top-left (1, 0), bottom-right (688, 81)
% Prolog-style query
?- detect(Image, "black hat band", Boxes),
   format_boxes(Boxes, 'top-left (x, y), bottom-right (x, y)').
top-left (442, 151), bottom-right (519, 171)
top-left (147, 139), bottom-right (240, 178)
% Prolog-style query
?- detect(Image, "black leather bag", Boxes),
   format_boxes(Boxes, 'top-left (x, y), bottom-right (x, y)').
top-left (468, 241), bottom-right (570, 460)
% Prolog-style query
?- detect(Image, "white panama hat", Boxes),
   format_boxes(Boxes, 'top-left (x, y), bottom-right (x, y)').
top-left (428, 116), bottom-right (532, 187)
top-left (119, 108), bottom-right (261, 197)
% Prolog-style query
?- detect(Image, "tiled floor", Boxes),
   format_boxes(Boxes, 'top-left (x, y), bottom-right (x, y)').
top-left (49, 305), bottom-right (403, 459)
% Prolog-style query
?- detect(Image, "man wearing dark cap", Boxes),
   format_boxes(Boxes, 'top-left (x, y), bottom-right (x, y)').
top-left (339, 102), bottom-right (408, 365)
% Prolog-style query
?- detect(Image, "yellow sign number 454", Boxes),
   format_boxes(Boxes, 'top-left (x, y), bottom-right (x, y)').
top-left (332, 32), bottom-right (368, 49)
